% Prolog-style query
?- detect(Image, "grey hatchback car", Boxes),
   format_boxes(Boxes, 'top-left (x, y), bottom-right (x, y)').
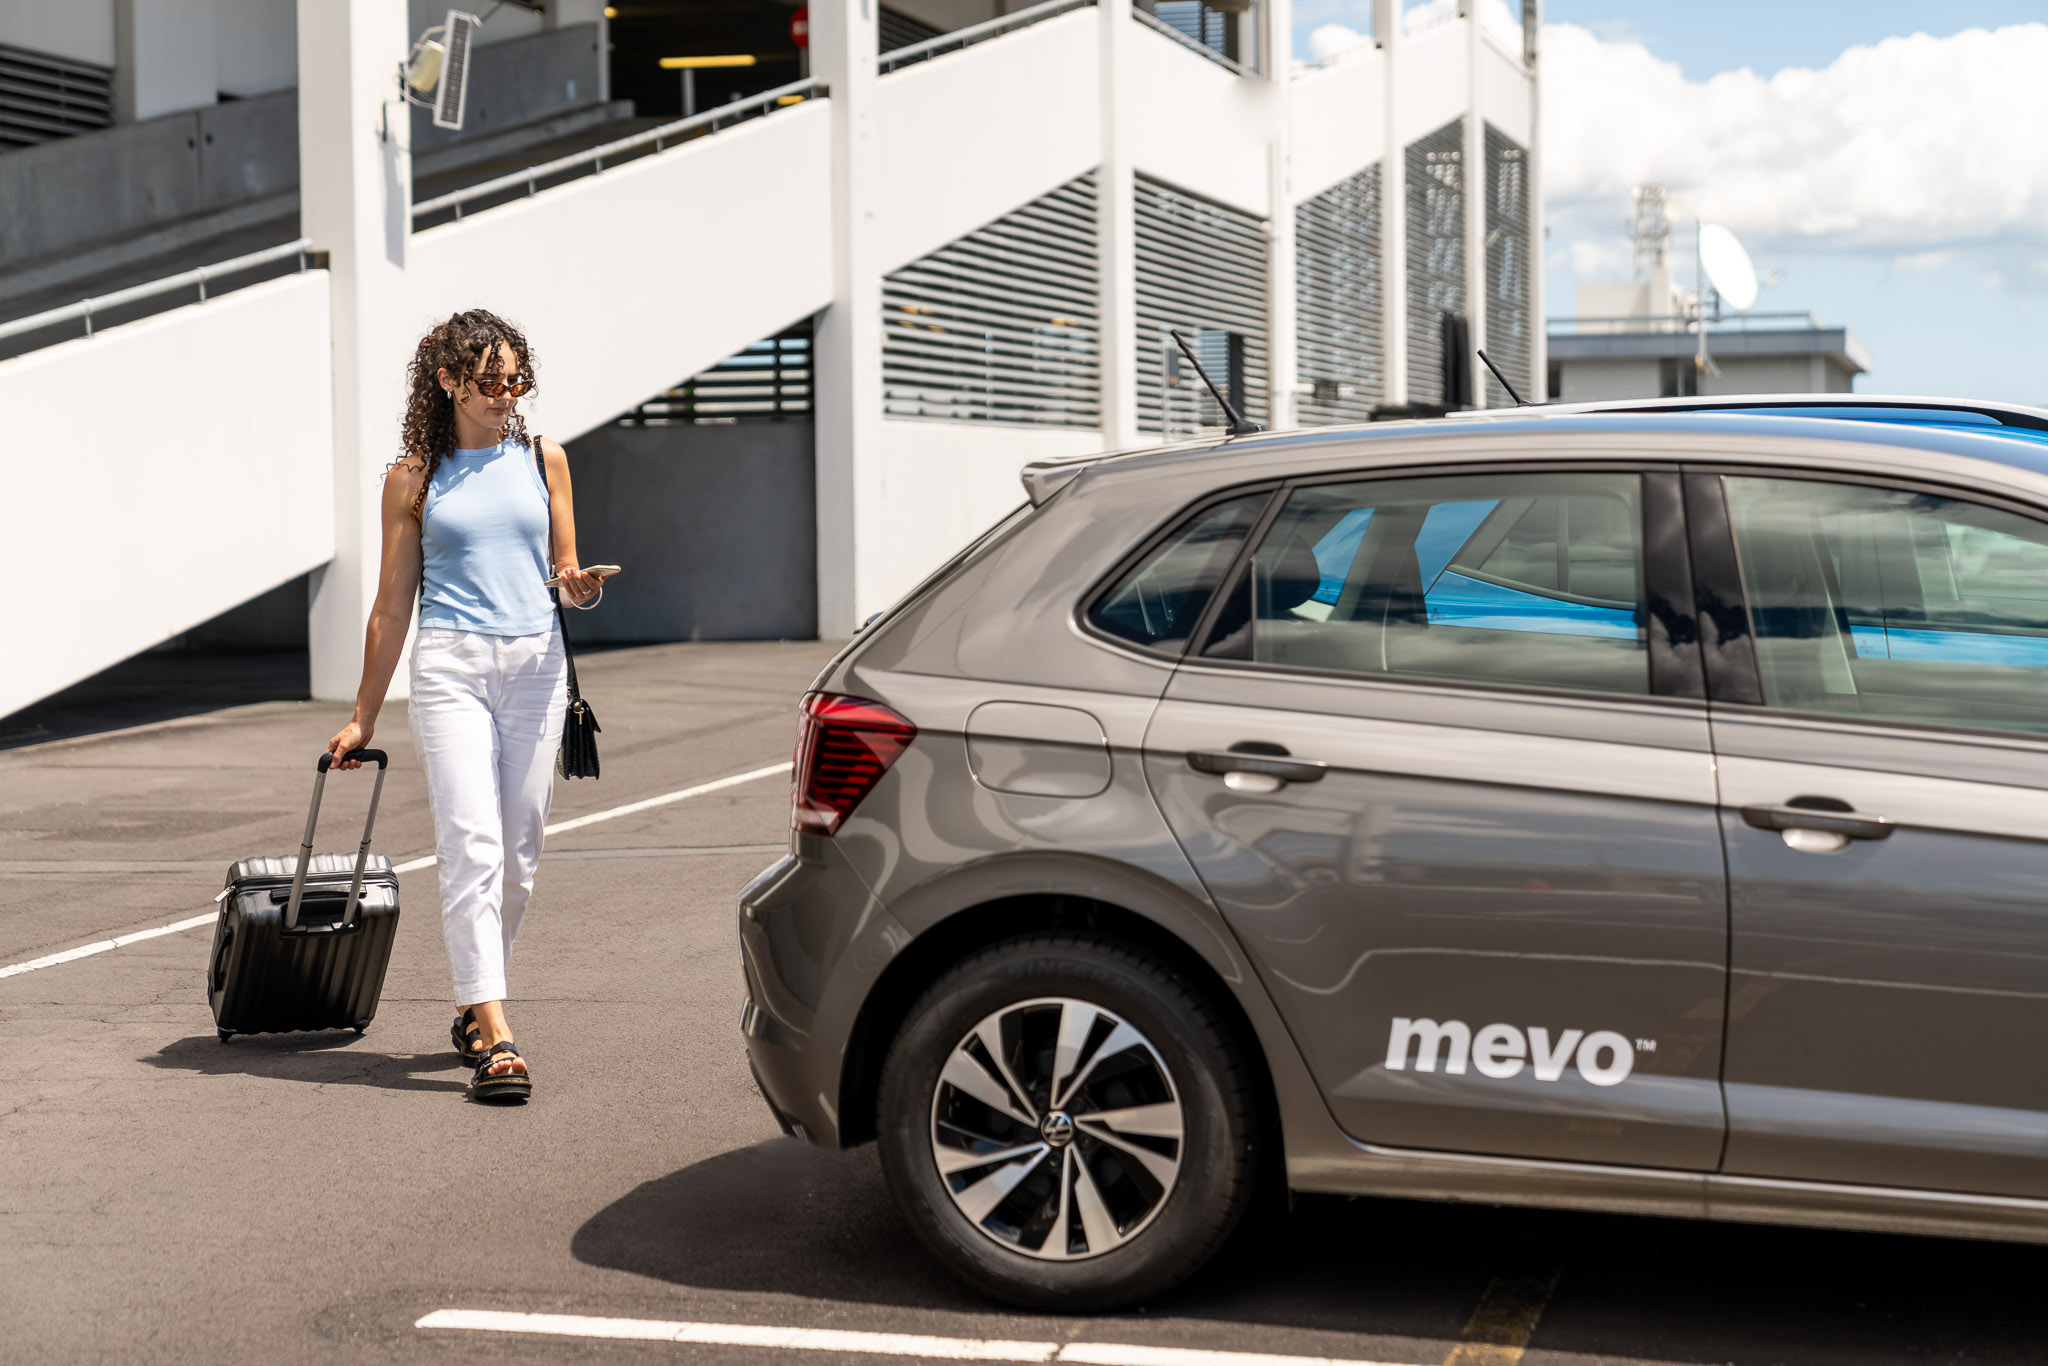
top-left (740, 402), bottom-right (2048, 1309)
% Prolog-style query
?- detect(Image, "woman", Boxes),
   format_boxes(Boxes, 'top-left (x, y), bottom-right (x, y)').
top-left (325, 309), bottom-right (601, 1104)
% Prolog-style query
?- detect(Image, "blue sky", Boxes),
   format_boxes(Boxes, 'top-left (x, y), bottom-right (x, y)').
top-left (1292, 3), bottom-right (2048, 405)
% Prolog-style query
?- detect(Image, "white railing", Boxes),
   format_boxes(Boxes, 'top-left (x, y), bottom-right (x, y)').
top-left (879, 0), bottom-right (1094, 74)
top-left (411, 77), bottom-right (826, 224)
top-left (0, 238), bottom-right (318, 344)
top-left (1132, 7), bottom-right (1254, 77)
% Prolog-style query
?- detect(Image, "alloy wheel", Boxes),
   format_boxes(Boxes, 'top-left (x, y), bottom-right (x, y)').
top-left (928, 996), bottom-right (1183, 1261)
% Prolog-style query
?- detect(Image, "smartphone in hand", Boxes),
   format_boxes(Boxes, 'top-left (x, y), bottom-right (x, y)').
top-left (544, 565), bottom-right (622, 587)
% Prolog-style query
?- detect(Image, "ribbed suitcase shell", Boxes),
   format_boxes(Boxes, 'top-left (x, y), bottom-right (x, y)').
top-left (207, 852), bottom-right (401, 1038)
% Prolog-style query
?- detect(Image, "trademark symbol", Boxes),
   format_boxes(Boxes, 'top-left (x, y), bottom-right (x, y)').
top-left (1634, 1039), bottom-right (1657, 1052)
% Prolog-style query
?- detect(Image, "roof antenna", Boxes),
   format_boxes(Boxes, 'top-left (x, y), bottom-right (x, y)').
top-left (1169, 329), bottom-right (1264, 436)
top-left (1475, 349), bottom-right (1528, 406)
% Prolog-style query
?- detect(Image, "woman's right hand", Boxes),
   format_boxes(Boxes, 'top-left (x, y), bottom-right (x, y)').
top-left (326, 719), bottom-right (373, 769)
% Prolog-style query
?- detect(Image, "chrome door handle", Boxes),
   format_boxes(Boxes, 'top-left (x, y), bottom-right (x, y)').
top-left (1740, 802), bottom-right (1894, 841)
top-left (1187, 748), bottom-right (1328, 790)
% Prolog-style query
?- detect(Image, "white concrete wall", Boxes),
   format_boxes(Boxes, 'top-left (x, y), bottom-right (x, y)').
top-left (215, 0), bottom-right (296, 97)
top-left (1392, 18), bottom-right (1465, 143)
top-left (0, 0), bottom-right (116, 64)
top-left (876, 6), bottom-right (1100, 272)
top-left (864, 421), bottom-right (1102, 616)
top-left (1476, 33), bottom-right (1531, 145)
top-left (117, 0), bottom-right (218, 121)
top-left (0, 273), bottom-right (334, 717)
top-left (1290, 45), bottom-right (1386, 202)
top-left (406, 102), bottom-right (836, 442)
top-left (1121, 22), bottom-right (1274, 217)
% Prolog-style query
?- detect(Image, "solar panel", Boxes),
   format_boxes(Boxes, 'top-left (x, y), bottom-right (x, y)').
top-left (433, 11), bottom-right (476, 131)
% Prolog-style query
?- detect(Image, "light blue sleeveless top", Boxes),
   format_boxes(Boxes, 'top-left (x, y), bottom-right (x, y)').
top-left (417, 438), bottom-right (556, 637)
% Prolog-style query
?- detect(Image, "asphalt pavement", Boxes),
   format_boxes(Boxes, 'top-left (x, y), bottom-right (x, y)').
top-left (5, 639), bottom-right (2048, 1366)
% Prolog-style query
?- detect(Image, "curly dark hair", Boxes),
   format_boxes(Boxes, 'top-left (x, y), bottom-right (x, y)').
top-left (397, 309), bottom-right (539, 517)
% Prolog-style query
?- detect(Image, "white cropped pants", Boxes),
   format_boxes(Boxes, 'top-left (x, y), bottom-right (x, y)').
top-left (408, 626), bottom-right (567, 1005)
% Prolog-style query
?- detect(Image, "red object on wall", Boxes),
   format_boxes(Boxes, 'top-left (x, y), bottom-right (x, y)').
top-left (790, 5), bottom-right (809, 49)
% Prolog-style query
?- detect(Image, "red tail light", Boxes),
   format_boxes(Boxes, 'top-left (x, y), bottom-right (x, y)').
top-left (792, 693), bottom-right (917, 836)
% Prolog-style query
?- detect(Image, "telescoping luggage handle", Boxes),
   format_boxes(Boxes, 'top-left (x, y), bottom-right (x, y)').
top-left (285, 749), bottom-right (389, 930)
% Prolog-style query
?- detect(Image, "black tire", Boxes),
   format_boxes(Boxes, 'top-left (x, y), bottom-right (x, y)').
top-left (877, 933), bottom-right (1257, 1310)
top-left (217, 1030), bottom-right (232, 1044)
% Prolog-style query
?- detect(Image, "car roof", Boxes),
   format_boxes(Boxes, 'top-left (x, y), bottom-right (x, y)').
top-left (1031, 408), bottom-right (2048, 511)
top-left (1450, 393), bottom-right (2048, 438)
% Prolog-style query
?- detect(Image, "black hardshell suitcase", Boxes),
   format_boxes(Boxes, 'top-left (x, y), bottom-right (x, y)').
top-left (208, 749), bottom-right (401, 1042)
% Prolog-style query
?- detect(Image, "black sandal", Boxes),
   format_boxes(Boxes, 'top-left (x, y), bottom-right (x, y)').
top-left (468, 1041), bottom-right (532, 1103)
top-left (451, 1009), bottom-right (485, 1067)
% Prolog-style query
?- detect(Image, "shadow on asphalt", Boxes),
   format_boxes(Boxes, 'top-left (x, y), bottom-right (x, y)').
top-left (573, 1137), bottom-right (2048, 1362)
top-left (145, 1033), bottom-right (469, 1093)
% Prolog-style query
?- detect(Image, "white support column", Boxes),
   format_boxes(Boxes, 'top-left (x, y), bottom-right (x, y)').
top-left (1375, 0), bottom-right (1406, 407)
top-left (1263, 0), bottom-right (1297, 431)
top-left (114, 0), bottom-right (218, 123)
top-left (1097, 0), bottom-right (1140, 449)
top-left (812, 0), bottom-right (881, 637)
top-left (1462, 1), bottom-right (1486, 406)
top-left (303, 0), bottom-right (416, 702)
top-left (1526, 0), bottom-right (1546, 399)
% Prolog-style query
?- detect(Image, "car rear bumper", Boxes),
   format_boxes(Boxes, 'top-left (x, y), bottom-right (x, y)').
top-left (737, 843), bottom-right (899, 1148)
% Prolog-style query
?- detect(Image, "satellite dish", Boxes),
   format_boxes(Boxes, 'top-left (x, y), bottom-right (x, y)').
top-left (403, 10), bottom-right (479, 132)
top-left (1698, 222), bottom-right (1759, 313)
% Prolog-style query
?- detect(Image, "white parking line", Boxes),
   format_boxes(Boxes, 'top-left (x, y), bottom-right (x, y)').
top-left (415, 1309), bottom-right (1409, 1365)
top-left (0, 762), bottom-right (792, 980)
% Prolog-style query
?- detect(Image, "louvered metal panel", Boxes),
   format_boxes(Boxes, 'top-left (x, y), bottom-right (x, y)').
top-left (1405, 118), bottom-right (1465, 407)
top-left (882, 172), bottom-right (1100, 428)
top-left (618, 320), bottom-right (813, 425)
top-left (0, 43), bottom-right (113, 151)
top-left (1135, 174), bottom-right (1269, 435)
top-left (1144, 1), bottom-right (1242, 64)
top-left (1296, 162), bottom-right (1383, 425)
top-left (879, 6), bottom-right (944, 53)
top-left (1484, 123), bottom-right (1532, 406)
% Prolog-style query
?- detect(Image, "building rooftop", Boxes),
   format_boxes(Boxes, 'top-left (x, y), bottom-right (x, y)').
top-left (1546, 311), bottom-right (1871, 375)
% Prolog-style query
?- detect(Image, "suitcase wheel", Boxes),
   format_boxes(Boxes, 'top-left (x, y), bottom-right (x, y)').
top-left (217, 1029), bottom-right (233, 1044)
top-left (351, 1024), bottom-right (369, 1036)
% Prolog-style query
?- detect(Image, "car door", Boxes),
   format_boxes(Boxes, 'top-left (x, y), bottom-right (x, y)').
top-left (1701, 467), bottom-right (2048, 1197)
top-left (1134, 463), bottom-right (1730, 1170)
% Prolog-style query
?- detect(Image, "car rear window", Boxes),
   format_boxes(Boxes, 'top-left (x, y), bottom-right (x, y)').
top-left (1088, 492), bottom-right (1271, 655)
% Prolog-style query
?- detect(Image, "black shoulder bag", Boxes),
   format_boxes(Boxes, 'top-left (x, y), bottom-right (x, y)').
top-left (534, 438), bottom-right (602, 779)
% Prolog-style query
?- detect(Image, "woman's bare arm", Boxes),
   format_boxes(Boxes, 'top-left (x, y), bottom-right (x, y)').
top-left (541, 437), bottom-right (599, 606)
top-left (325, 461), bottom-right (427, 766)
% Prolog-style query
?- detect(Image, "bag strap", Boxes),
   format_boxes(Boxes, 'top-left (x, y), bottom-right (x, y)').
top-left (532, 437), bottom-right (583, 703)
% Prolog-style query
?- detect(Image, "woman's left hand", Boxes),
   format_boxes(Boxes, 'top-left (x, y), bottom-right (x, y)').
top-left (556, 563), bottom-right (600, 607)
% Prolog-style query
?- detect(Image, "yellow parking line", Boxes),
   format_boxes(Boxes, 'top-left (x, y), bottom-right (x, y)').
top-left (1442, 1270), bottom-right (1560, 1366)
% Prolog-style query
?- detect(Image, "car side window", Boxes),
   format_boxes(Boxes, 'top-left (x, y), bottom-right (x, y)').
top-left (1241, 471), bottom-right (1649, 695)
top-left (1089, 491), bottom-right (1271, 655)
top-left (1725, 476), bottom-right (2048, 733)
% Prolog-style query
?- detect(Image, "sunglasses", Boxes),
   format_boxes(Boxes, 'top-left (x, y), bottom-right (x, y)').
top-left (466, 375), bottom-right (533, 398)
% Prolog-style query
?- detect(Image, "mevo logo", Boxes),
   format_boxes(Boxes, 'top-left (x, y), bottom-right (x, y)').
top-left (1385, 1018), bottom-right (1636, 1088)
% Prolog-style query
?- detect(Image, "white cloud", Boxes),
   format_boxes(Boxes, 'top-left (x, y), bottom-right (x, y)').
top-left (1543, 22), bottom-right (2048, 259)
top-left (1308, 22), bottom-right (1367, 65)
top-left (1891, 249), bottom-right (1960, 276)
top-left (1569, 239), bottom-right (1629, 279)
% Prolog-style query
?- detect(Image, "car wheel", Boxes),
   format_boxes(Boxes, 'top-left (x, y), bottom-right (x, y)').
top-left (877, 932), bottom-right (1257, 1310)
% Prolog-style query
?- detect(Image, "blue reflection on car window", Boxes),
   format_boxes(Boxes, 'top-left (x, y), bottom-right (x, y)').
top-left (1416, 501), bottom-right (1499, 586)
top-left (1872, 626), bottom-right (2048, 668)
top-left (1305, 496), bottom-right (1640, 639)
top-left (1310, 508), bottom-right (1374, 605)
top-left (1427, 571), bottom-right (1639, 639)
